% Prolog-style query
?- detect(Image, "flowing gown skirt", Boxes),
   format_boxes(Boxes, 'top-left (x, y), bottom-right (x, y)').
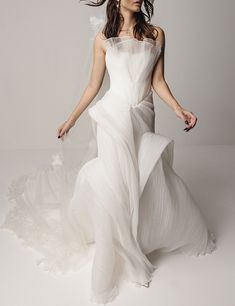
top-left (1, 90), bottom-right (216, 304)
top-left (68, 90), bottom-right (216, 302)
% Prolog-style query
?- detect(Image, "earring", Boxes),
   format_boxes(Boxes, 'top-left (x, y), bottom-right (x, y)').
top-left (116, 0), bottom-right (119, 8)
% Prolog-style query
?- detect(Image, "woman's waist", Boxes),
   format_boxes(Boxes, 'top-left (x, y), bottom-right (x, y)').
top-left (106, 87), bottom-right (153, 106)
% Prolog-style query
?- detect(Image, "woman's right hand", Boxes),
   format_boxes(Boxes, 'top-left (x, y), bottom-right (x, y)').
top-left (57, 119), bottom-right (75, 140)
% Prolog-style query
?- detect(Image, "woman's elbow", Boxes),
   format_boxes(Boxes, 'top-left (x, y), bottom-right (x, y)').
top-left (87, 81), bottom-right (101, 96)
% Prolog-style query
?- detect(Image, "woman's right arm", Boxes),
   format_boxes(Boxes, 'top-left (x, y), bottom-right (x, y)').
top-left (57, 31), bottom-right (107, 139)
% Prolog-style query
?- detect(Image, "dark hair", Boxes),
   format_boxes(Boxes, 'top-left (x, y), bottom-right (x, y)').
top-left (79, 0), bottom-right (158, 41)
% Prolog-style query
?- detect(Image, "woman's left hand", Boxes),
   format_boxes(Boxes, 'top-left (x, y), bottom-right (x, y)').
top-left (174, 106), bottom-right (198, 132)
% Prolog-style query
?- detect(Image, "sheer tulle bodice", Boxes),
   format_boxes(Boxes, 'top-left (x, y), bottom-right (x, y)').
top-left (0, 34), bottom-right (216, 305)
top-left (104, 36), bottom-right (161, 104)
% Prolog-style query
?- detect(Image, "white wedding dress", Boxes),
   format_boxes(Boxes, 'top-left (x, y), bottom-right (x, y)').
top-left (1, 34), bottom-right (216, 304)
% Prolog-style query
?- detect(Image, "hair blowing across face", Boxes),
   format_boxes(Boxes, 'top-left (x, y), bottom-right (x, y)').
top-left (79, 0), bottom-right (158, 41)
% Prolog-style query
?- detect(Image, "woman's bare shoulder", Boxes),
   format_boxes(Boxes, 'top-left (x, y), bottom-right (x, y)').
top-left (93, 31), bottom-right (107, 52)
top-left (151, 24), bottom-right (165, 43)
top-left (92, 31), bottom-right (107, 54)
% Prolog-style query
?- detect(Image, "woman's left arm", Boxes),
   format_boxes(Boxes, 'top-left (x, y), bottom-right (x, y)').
top-left (151, 26), bottom-right (197, 132)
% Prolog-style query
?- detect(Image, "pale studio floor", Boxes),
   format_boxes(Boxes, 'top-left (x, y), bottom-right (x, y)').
top-left (0, 145), bottom-right (234, 306)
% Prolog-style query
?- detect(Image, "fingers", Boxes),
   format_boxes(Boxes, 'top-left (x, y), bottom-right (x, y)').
top-left (57, 126), bottom-right (63, 138)
top-left (57, 127), bottom-right (67, 139)
top-left (58, 131), bottom-right (63, 139)
top-left (57, 121), bottom-right (70, 139)
top-left (58, 129), bottom-right (68, 140)
top-left (57, 124), bottom-right (64, 138)
top-left (183, 111), bottom-right (197, 132)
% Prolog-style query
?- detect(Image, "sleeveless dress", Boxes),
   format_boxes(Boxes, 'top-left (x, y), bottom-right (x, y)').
top-left (0, 35), bottom-right (216, 304)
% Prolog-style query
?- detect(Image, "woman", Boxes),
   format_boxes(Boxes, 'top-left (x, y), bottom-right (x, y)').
top-left (1, 0), bottom-right (216, 304)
